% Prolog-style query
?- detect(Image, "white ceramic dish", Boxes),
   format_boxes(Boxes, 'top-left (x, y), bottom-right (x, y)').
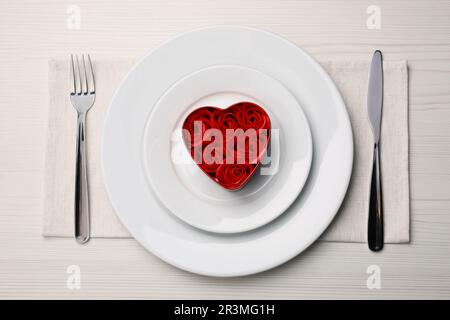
top-left (102, 26), bottom-right (353, 277)
top-left (143, 65), bottom-right (313, 234)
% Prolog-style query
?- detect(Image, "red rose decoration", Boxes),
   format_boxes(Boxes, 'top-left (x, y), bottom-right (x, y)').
top-left (215, 164), bottom-right (255, 191)
top-left (182, 102), bottom-right (271, 191)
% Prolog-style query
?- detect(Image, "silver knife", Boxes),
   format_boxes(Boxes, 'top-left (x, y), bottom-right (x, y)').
top-left (367, 50), bottom-right (384, 251)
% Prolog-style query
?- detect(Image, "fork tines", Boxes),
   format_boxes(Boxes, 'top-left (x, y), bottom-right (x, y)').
top-left (70, 54), bottom-right (95, 96)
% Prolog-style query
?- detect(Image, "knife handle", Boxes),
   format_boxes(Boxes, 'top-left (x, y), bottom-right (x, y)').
top-left (368, 142), bottom-right (383, 251)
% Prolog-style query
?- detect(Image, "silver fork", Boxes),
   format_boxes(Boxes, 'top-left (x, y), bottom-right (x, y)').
top-left (69, 54), bottom-right (95, 244)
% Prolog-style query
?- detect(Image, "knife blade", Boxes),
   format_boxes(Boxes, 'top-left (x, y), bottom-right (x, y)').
top-left (368, 50), bottom-right (383, 143)
top-left (367, 50), bottom-right (384, 251)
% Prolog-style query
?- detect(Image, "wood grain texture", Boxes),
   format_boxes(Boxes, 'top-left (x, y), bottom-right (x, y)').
top-left (1, 0), bottom-right (450, 299)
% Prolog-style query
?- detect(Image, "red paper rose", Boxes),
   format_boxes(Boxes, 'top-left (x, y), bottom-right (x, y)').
top-left (215, 164), bottom-right (255, 191)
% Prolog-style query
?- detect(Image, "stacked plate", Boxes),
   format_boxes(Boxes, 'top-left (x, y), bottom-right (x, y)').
top-left (102, 26), bottom-right (353, 276)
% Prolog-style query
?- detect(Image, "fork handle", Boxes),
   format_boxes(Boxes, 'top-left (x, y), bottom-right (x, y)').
top-left (75, 112), bottom-right (90, 244)
top-left (368, 142), bottom-right (383, 251)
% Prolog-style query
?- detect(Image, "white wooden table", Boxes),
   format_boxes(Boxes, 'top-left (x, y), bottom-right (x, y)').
top-left (1, 0), bottom-right (450, 299)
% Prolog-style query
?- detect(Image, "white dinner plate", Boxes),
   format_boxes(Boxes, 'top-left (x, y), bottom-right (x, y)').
top-left (143, 65), bottom-right (313, 234)
top-left (102, 26), bottom-right (353, 276)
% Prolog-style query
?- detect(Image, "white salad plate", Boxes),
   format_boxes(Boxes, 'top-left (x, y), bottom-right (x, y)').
top-left (102, 26), bottom-right (353, 277)
top-left (143, 65), bottom-right (313, 234)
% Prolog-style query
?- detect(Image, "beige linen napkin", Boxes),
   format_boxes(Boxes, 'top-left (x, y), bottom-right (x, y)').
top-left (42, 59), bottom-right (409, 243)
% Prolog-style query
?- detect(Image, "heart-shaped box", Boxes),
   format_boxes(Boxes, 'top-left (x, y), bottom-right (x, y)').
top-left (182, 102), bottom-right (271, 191)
